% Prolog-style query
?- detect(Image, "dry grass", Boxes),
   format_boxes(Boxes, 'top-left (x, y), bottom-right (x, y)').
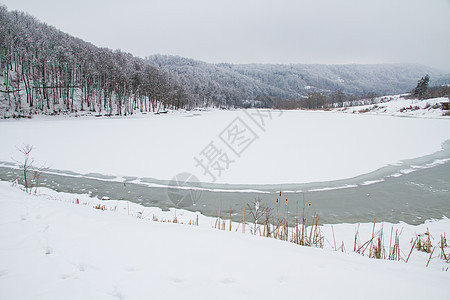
top-left (389, 227), bottom-right (402, 261)
top-left (208, 192), bottom-right (449, 267)
top-left (439, 234), bottom-right (449, 262)
top-left (414, 228), bottom-right (433, 253)
top-left (94, 204), bottom-right (106, 210)
top-left (67, 188), bottom-right (450, 267)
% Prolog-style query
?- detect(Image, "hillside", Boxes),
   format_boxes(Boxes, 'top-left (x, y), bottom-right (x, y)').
top-left (229, 63), bottom-right (448, 95)
top-left (146, 54), bottom-right (450, 104)
top-left (0, 7), bottom-right (184, 118)
top-left (1, 6), bottom-right (449, 117)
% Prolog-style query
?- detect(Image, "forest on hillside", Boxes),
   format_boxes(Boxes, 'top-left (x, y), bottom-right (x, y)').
top-left (0, 6), bottom-right (188, 117)
top-left (1, 6), bottom-right (449, 117)
top-left (146, 55), bottom-right (450, 109)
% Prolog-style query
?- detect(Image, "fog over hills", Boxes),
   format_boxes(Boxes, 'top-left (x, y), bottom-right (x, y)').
top-left (146, 55), bottom-right (450, 102)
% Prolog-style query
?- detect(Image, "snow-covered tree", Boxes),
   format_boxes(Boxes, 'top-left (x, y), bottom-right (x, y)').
top-left (413, 74), bottom-right (430, 99)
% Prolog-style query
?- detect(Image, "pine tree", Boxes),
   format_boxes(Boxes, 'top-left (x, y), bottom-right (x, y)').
top-left (413, 74), bottom-right (430, 99)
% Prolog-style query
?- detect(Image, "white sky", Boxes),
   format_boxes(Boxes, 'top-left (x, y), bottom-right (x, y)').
top-left (2, 0), bottom-right (450, 71)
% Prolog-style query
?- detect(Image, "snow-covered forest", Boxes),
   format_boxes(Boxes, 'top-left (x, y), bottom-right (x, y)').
top-left (0, 7), bottom-right (186, 117)
top-left (146, 54), bottom-right (450, 106)
top-left (1, 6), bottom-right (449, 117)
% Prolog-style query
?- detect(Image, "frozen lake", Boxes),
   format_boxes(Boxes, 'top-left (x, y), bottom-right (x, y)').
top-left (0, 109), bottom-right (449, 224)
top-left (0, 146), bottom-right (449, 225)
top-left (1, 109), bottom-right (450, 185)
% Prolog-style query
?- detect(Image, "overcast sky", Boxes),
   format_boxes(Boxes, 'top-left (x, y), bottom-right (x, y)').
top-left (2, 0), bottom-right (450, 70)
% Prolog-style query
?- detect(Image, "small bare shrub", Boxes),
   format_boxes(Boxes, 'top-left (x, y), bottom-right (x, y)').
top-left (94, 204), bottom-right (106, 210)
top-left (14, 144), bottom-right (48, 194)
top-left (414, 229), bottom-right (433, 253)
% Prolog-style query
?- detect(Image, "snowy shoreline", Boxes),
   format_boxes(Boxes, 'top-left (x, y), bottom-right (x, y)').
top-left (1, 96), bottom-right (449, 298)
top-left (0, 181), bottom-right (449, 299)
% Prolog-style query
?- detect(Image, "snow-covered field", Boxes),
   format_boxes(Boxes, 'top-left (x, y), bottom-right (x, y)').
top-left (0, 97), bottom-right (449, 185)
top-left (0, 181), bottom-right (449, 300)
top-left (339, 96), bottom-right (449, 119)
top-left (1, 97), bottom-right (449, 299)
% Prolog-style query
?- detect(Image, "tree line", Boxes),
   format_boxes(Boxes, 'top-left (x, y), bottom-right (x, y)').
top-left (246, 90), bottom-right (378, 110)
top-left (1, 6), bottom-right (448, 117)
top-left (0, 6), bottom-right (193, 117)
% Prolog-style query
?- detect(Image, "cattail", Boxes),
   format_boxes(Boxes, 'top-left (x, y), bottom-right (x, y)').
top-left (255, 199), bottom-right (260, 212)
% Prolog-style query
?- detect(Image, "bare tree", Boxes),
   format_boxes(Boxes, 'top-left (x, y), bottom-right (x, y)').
top-left (16, 145), bottom-right (33, 193)
top-left (14, 144), bottom-right (48, 194)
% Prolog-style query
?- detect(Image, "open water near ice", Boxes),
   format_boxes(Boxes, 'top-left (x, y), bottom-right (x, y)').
top-left (1, 140), bottom-right (449, 225)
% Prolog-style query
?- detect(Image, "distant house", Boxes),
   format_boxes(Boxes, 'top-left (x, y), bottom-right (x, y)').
top-left (442, 99), bottom-right (450, 115)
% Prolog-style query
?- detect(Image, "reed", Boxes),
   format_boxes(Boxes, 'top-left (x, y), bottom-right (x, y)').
top-left (414, 228), bottom-right (433, 253)
top-left (388, 228), bottom-right (402, 261)
top-left (439, 233), bottom-right (449, 262)
top-left (67, 187), bottom-right (450, 266)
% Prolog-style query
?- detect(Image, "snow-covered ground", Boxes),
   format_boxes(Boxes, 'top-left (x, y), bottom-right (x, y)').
top-left (338, 95), bottom-right (449, 119)
top-left (0, 99), bottom-right (449, 185)
top-left (1, 97), bottom-right (449, 299)
top-left (0, 181), bottom-right (449, 300)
